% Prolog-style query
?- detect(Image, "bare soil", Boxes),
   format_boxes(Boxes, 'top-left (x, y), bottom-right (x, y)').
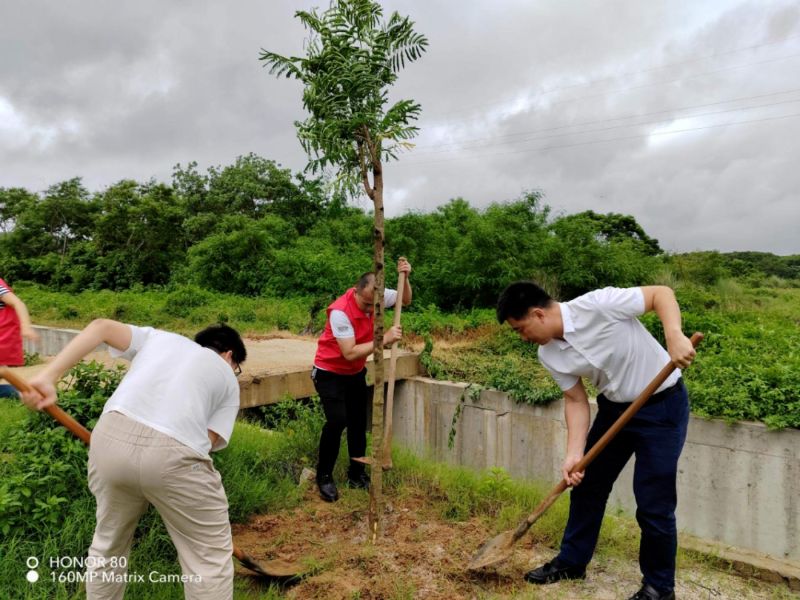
top-left (233, 486), bottom-right (791, 600)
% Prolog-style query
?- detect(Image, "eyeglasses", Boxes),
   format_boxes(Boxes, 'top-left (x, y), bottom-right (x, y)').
top-left (234, 363), bottom-right (242, 377)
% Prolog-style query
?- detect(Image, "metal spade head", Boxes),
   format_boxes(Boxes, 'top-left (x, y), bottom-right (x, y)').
top-left (237, 553), bottom-right (306, 581)
top-left (467, 530), bottom-right (516, 571)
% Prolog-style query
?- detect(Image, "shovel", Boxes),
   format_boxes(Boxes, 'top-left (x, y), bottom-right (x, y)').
top-left (467, 332), bottom-right (703, 571)
top-left (352, 270), bottom-right (406, 471)
top-left (0, 366), bottom-right (306, 581)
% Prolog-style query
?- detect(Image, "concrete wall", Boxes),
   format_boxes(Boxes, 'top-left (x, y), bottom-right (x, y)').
top-left (392, 377), bottom-right (800, 563)
top-left (24, 325), bottom-right (109, 356)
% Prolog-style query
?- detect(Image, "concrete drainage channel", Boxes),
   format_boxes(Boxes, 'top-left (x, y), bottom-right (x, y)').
top-left (19, 325), bottom-right (800, 591)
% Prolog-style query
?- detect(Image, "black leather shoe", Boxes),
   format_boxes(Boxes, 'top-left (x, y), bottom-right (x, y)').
top-left (347, 471), bottom-right (370, 490)
top-left (524, 557), bottom-right (586, 584)
top-left (316, 474), bottom-right (339, 502)
top-left (628, 583), bottom-right (675, 600)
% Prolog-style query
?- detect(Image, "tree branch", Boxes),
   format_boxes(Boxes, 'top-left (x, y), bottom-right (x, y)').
top-left (362, 125), bottom-right (382, 176)
top-left (357, 141), bottom-right (375, 200)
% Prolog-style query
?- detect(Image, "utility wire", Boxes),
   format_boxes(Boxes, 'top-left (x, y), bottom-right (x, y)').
top-left (268, 33), bottom-right (800, 152)
top-left (394, 112), bottom-right (800, 167)
top-left (417, 51), bottom-right (800, 130)
top-left (409, 97), bottom-right (800, 157)
top-left (419, 33), bottom-right (800, 122)
top-left (412, 87), bottom-right (800, 150)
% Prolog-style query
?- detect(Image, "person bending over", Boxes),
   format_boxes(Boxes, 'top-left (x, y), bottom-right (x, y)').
top-left (22, 320), bottom-right (246, 600)
top-left (497, 282), bottom-right (695, 600)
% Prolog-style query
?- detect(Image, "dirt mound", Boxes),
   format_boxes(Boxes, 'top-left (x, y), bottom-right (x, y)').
top-left (233, 487), bottom-right (784, 599)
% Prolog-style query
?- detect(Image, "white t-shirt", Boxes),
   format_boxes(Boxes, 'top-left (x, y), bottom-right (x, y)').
top-left (330, 288), bottom-right (398, 338)
top-left (537, 287), bottom-right (681, 403)
top-left (103, 325), bottom-right (241, 455)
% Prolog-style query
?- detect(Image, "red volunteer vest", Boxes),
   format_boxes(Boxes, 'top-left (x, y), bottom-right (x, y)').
top-left (0, 278), bottom-right (23, 366)
top-left (314, 288), bottom-right (374, 375)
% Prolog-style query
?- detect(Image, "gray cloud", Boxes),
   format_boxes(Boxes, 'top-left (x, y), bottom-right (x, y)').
top-left (1, 0), bottom-right (798, 253)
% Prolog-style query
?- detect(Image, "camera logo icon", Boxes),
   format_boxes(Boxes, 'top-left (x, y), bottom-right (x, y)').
top-left (26, 557), bottom-right (39, 583)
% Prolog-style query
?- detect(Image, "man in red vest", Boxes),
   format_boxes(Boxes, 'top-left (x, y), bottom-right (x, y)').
top-left (1, 276), bottom-right (40, 397)
top-left (312, 258), bottom-right (413, 502)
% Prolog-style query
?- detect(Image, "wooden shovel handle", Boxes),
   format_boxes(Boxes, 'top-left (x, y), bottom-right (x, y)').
top-left (0, 366), bottom-right (92, 445)
top-left (516, 332), bottom-right (703, 536)
top-left (390, 272), bottom-right (407, 330)
top-left (382, 272), bottom-right (406, 450)
top-left (570, 332), bottom-right (703, 477)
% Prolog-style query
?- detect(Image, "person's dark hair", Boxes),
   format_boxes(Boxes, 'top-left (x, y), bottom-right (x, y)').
top-left (496, 281), bottom-right (554, 324)
top-left (356, 271), bottom-right (375, 293)
top-left (195, 324), bottom-right (247, 365)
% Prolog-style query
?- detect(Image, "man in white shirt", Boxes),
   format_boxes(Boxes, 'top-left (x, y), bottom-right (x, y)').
top-left (497, 282), bottom-right (695, 600)
top-left (21, 319), bottom-right (246, 600)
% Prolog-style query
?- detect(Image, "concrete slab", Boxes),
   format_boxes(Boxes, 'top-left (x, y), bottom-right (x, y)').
top-left (11, 327), bottom-right (421, 408)
top-left (238, 338), bottom-right (421, 408)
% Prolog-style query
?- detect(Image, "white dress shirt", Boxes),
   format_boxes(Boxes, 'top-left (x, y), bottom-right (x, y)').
top-left (537, 287), bottom-right (681, 403)
top-left (104, 325), bottom-right (241, 455)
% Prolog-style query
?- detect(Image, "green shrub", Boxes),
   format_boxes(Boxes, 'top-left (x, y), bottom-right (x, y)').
top-left (641, 286), bottom-right (800, 429)
top-left (163, 285), bottom-right (215, 318)
top-left (0, 361), bottom-right (121, 537)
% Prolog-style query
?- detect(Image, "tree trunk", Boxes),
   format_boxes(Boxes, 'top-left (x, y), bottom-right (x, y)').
top-left (368, 167), bottom-right (385, 542)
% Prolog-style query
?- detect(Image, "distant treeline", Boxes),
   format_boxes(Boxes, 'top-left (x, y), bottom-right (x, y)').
top-left (1, 153), bottom-right (797, 308)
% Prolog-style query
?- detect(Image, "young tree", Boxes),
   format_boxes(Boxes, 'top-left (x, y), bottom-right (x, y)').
top-left (260, 0), bottom-right (427, 538)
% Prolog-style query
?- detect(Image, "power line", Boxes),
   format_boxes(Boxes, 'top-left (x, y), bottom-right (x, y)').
top-left (412, 87), bottom-right (800, 150)
top-left (268, 34), bottom-right (800, 150)
top-left (394, 112), bottom-right (800, 167)
top-left (417, 51), bottom-right (800, 130)
top-left (408, 97), bottom-right (800, 157)
top-left (419, 33), bottom-right (800, 122)
top-left (268, 34), bottom-right (800, 157)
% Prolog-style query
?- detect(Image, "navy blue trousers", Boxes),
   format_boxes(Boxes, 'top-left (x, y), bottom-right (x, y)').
top-left (556, 379), bottom-right (689, 593)
top-left (0, 384), bottom-right (19, 398)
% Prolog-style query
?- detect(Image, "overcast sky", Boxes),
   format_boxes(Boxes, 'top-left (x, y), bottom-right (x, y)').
top-left (1, 0), bottom-right (799, 254)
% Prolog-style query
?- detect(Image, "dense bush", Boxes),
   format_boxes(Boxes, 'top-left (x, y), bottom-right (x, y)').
top-left (641, 286), bottom-right (800, 429)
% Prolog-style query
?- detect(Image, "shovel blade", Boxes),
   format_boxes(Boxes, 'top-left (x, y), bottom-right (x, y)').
top-left (467, 530), bottom-right (515, 571)
top-left (350, 456), bottom-right (393, 471)
top-left (237, 553), bottom-right (306, 580)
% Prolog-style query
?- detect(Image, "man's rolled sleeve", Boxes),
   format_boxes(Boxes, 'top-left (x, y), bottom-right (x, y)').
top-left (108, 325), bottom-right (151, 361)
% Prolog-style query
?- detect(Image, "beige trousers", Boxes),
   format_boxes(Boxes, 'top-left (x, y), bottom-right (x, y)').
top-left (86, 411), bottom-right (233, 600)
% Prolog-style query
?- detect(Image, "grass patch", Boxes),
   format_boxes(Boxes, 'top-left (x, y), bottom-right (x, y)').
top-left (384, 448), bottom-right (639, 564)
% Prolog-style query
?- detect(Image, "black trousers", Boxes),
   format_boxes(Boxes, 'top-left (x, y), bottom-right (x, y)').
top-left (557, 379), bottom-right (690, 594)
top-left (312, 367), bottom-right (368, 477)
